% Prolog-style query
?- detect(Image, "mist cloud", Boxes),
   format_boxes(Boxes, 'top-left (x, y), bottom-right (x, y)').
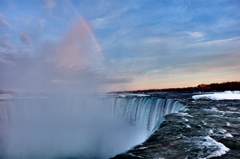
top-left (0, 17), bottom-right (132, 94)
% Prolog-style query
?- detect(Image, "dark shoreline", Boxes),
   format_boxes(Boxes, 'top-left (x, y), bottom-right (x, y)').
top-left (110, 81), bottom-right (240, 95)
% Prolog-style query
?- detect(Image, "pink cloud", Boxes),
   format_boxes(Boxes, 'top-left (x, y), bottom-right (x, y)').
top-left (0, 14), bottom-right (13, 28)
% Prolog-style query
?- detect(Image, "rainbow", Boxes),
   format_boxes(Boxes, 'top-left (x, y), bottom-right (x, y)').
top-left (65, 0), bottom-right (103, 59)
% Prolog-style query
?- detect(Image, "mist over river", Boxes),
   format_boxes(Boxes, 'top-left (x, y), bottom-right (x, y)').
top-left (0, 95), bottom-right (184, 159)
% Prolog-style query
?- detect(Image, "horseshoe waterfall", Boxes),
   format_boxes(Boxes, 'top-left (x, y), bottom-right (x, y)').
top-left (0, 95), bottom-right (184, 159)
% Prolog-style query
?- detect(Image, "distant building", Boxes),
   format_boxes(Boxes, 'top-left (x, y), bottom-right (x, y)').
top-left (198, 84), bottom-right (211, 92)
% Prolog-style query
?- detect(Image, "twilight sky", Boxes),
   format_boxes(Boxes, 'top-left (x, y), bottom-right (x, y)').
top-left (0, 0), bottom-right (240, 93)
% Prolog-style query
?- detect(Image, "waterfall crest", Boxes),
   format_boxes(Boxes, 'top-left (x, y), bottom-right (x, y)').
top-left (111, 97), bottom-right (185, 132)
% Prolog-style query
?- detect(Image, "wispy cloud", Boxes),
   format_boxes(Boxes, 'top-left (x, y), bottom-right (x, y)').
top-left (142, 37), bottom-right (165, 44)
top-left (0, 34), bottom-right (12, 49)
top-left (186, 37), bottom-right (240, 49)
top-left (211, 52), bottom-right (240, 59)
top-left (0, 42), bottom-right (11, 49)
top-left (0, 57), bottom-right (14, 65)
top-left (18, 33), bottom-right (32, 46)
top-left (45, 0), bottom-right (56, 9)
top-left (186, 31), bottom-right (205, 38)
top-left (51, 79), bottom-right (66, 84)
top-left (38, 19), bottom-right (45, 27)
top-left (0, 14), bottom-right (13, 28)
top-left (0, 34), bottom-right (11, 40)
top-left (91, 3), bottom-right (129, 29)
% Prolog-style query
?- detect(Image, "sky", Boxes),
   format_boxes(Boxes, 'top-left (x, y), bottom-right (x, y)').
top-left (0, 0), bottom-right (240, 94)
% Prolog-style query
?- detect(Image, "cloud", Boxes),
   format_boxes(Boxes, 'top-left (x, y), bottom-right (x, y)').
top-left (38, 19), bottom-right (45, 27)
top-left (211, 52), bottom-right (240, 59)
top-left (0, 56), bottom-right (14, 65)
top-left (131, 53), bottom-right (240, 90)
top-left (142, 37), bottom-right (165, 44)
top-left (101, 77), bottom-right (132, 85)
top-left (0, 14), bottom-right (13, 28)
top-left (91, 4), bottom-right (129, 29)
top-left (0, 42), bottom-right (11, 49)
top-left (18, 33), bottom-right (32, 46)
top-left (51, 79), bottom-right (66, 84)
top-left (186, 31), bottom-right (205, 38)
top-left (0, 18), bottom-right (110, 94)
top-left (189, 37), bottom-right (240, 47)
top-left (0, 34), bottom-right (12, 49)
top-left (0, 34), bottom-right (11, 40)
top-left (174, 51), bottom-right (240, 74)
top-left (45, 0), bottom-right (56, 9)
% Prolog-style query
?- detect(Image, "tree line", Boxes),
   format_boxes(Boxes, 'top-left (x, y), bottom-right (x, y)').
top-left (110, 81), bottom-right (240, 94)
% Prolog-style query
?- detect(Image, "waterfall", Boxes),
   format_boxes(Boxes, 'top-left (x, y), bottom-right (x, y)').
top-left (0, 95), bottom-right (185, 159)
top-left (110, 97), bottom-right (185, 132)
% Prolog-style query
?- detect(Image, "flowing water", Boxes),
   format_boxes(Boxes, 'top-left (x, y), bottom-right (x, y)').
top-left (0, 95), bottom-right (185, 159)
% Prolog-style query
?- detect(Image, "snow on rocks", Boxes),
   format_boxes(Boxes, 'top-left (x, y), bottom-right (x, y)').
top-left (192, 91), bottom-right (240, 100)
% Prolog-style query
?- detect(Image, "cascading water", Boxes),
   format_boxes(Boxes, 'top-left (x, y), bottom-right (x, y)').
top-left (109, 97), bottom-right (186, 134)
top-left (0, 95), bottom-right (185, 159)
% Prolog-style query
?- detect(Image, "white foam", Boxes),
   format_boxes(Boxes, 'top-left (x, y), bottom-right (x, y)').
top-left (188, 136), bottom-right (230, 159)
top-left (225, 133), bottom-right (233, 138)
top-left (118, 94), bottom-right (126, 98)
top-left (185, 125), bottom-right (191, 128)
top-left (202, 136), bottom-right (230, 159)
top-left (118, 94), bottom-right (150, 98)
top-left (192, 91), bottom-right (240, 100)
top-left (226, 122), bottom-right (230, 126)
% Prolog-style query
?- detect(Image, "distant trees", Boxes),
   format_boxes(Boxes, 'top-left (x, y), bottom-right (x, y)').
top-left (110, 81), bottom-right (240, 94)
top-left (206, 81), bottom-right (240, 91)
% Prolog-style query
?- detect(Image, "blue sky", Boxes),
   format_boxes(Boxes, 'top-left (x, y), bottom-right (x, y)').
top-left (0, 0), bottom-right (240, 93)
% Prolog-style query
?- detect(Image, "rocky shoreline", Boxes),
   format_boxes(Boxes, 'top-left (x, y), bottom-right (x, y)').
top-left (111, 95), bottom-right (240, 159)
